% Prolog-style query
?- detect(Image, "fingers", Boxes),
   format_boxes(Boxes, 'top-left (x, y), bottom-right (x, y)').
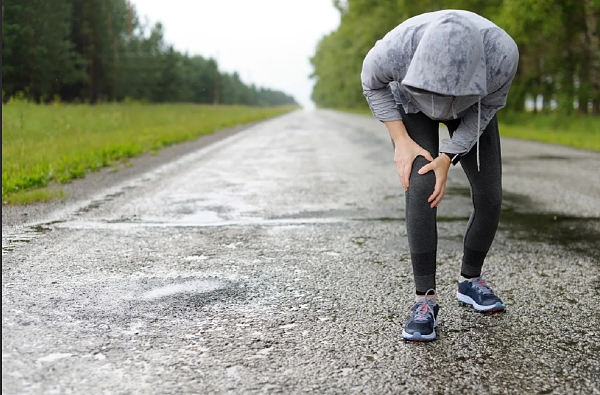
top-left (428, 182), bottom-right (445, 207)
top-left (397, 162), bottom-right (410, 191)
top-left (393, 141), bottom-right (432, 191)
top-left (401, 154), bottom-right (449, 207)
top-left (428, 178), bottom-right (440, 203)
top-left (395, 155), bottom-right (413, 191)
top-left (430, 185), bottom-right (446, 208)
top-left (396, 162), bottom-right (405, 190)
top-left (428, 167), bottom-right (447, 208)
top-left (418, 162), bottom-right (432, 175)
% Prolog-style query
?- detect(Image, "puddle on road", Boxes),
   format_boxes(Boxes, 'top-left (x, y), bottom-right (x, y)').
top-left (4, 186), bottom-right (596, 262)
top-left (352, 214), bottom-right (469, 223)
top-left (176, 210), bottom-right (223, 224)
top-left (2, 222), bottom-right (58, 255)
top-left (509, 154), bottom-right (572, 162)
top-left (353, 217), bottom-right (404, 222)
top-left (75, 191), bottom-right (125, 214)
top-left (441, 187), bottom-right (600, 260)
top-left (529, 155), bottom-right (571, 161)
top-left (499, 192), bottom-right (600, 259)
top-left (499, 209), bottom-right (600, 255)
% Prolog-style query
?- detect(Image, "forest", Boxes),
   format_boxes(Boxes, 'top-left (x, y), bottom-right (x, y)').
top-left (2, 0), bottom-right (297, 106)
top-left (310, 0), bottom-right (600, 115)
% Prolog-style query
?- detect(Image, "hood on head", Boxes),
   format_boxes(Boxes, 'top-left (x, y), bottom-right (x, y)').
top-left (401, 12), bottom-right (487, 97)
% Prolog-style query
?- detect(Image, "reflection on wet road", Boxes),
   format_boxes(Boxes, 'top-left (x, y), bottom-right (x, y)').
top-left (2, 110), bottom-right (599, 394)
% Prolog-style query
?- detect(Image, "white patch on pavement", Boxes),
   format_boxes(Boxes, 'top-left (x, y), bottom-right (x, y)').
top-left (37, 353), bottom-right (73, 362)
top-left (139, 279), bottom-right (225, 300)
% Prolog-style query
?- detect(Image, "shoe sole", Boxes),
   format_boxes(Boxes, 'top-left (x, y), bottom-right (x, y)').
top-left (402, 319), bottom-right (438, 342)
top-left (456, 292), bottom-right (505, 313)
top-left (402, 329), bottom-right (436, 341)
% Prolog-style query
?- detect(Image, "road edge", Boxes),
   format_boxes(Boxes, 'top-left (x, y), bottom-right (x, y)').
top-left (2, 113), bottom-right (292, 228)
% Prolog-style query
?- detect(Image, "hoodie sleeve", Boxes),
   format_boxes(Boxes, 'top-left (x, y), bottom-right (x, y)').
top-left (439, 97), bottom-right (503, 157)
top-left (361, 42), bottom-right (403, 122)
top-left (440, 30), bottom-right (519, 157)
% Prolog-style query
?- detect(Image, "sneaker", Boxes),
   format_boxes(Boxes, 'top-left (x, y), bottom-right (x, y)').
top-left (402, 297), bottom-right (439, 341)
top-left (457, 275), bottom-right (505, 313)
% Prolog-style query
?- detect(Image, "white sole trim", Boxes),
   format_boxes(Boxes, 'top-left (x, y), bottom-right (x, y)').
top-left (402, 318), bottom-right (438, 341)
top-left (402, 329), bottom-right (436, 341)
top-left (456, 292), bottom-right (505, 312)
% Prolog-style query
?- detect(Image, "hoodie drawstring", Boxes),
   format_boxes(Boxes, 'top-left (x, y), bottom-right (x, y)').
top-left (476, 97), bottom-right (481, 171)
top-left (431, 95), bottom-right (435, 118)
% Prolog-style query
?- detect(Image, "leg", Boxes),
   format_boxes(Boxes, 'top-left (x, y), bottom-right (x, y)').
top-left (398, 107), bottom-right (440, 295)
top-left (455, 115), bottom-right (503, 277)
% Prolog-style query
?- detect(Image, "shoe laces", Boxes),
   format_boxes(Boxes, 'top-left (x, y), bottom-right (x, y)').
top-left (411, 289), bottom-right (436, 322)
top-left (470, 272), bottom-right (495, 295)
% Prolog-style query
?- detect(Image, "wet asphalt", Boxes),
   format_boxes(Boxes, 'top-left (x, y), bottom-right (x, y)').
top-left (2, 109), bottom-right (599, 394)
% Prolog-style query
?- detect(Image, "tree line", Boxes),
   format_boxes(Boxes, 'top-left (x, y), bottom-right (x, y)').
top-left (2, 0), bottom-right (297, 106)
top-left (311, 0), bottom-right (600, 115)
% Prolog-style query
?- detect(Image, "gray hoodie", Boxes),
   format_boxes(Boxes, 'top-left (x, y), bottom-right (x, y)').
top-left (361, 10), bottom-right (519, 164)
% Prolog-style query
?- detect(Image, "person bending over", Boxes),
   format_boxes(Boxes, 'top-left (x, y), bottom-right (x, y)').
top-left (361, 10), bottom-right (519, 341)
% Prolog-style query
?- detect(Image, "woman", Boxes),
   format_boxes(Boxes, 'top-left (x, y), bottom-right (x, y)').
top-left (361, 10), bottom-right (519, 341)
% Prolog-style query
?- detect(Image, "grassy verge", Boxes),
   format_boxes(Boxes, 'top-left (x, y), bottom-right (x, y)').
top-left (498, 112), bottom-right (599, 152)
top-left (339, 107), bottom-right (599, 152)
top-left (2, 102), bottom-right (297, 204)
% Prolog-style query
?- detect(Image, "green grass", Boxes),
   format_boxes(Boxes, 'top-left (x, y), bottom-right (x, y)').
top-left (7, 188), bottom-right (66, 205)
top-left (2, 101), bottom-right (297, 204)
top-left (498, 112), bottom-right (600, 152)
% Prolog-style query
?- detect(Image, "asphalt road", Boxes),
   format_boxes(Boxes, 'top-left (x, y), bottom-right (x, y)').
top-left (3, 109), bottom-right (599, 394)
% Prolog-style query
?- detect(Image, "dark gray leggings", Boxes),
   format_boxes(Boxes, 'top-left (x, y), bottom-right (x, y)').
top-left (399, 107), bottom-right (502, 294)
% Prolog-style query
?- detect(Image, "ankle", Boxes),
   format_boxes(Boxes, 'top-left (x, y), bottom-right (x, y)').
top-left (459, 274), bottom-right (480, 282)
top-left (415, 293), bottom-right (437, 303)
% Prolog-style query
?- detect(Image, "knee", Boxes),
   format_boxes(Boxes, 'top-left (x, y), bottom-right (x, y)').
top-left (409, 156), bottom-right (436, 194)
top-left (473, 187), bottom-right (502, 216)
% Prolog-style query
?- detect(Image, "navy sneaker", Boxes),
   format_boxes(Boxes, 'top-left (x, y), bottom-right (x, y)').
top-left (457, 275), bottom-right (505, 313)
top-left (402, 297), bottom-right (439, 341)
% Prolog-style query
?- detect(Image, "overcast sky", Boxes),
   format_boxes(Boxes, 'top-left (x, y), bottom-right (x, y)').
top-left (128, 0), bottom-right (341, 107)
